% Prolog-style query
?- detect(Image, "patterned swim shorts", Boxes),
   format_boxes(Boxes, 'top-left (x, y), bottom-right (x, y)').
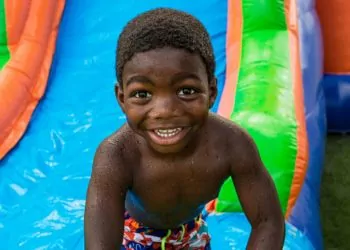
top-left (122, 211), bottom-right (211, 250)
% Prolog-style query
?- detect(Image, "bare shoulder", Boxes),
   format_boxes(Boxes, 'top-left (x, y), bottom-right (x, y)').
top-left (207, 112), bottom-right (254, 144)
top-left (99, 124), bottom-right (140, 163)
top-left (91, 124), bottom-right (140, 187)
top-left (207, 113), bottom-right (260, 166)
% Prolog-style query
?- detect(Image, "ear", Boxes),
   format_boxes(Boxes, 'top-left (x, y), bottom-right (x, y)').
top-left (115, 82), bottom-right (126, 112)
top-left (208, 77), bottom-right (218, 109)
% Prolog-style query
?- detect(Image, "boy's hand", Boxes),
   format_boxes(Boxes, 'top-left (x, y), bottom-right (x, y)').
top-left (230, 130), bottom-right (285, 250)
top-left (84, 138), bottom-right (131, 250)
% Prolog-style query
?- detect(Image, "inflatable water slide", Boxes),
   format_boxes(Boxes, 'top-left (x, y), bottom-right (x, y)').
top-left (316, 1), bottom-right (350, 132)
top-left (0, 0), bottom-right (338, 249)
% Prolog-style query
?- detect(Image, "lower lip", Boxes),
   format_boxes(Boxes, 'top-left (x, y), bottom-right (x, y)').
top-left (147, 127), bottom-right (191, 146)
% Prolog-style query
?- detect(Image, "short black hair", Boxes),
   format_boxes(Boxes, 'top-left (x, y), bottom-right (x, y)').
top-left (116, 8), bottom-right (215, 85)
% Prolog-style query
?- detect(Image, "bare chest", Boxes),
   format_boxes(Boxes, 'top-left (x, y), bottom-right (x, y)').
top-left (131, 153), bottom-right (230, 212)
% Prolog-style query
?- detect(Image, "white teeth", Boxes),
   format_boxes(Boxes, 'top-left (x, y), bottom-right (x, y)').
top-left (154, 128), bottom-right (182, 138)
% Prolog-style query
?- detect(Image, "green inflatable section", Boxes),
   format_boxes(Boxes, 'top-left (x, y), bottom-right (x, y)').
top-left (216, 0), bottom-right (298, 213)
top-left (0, 0), bottom-right (10, 69)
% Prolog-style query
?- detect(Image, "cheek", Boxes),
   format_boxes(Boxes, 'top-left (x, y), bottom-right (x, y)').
top-left (128, 108), bottom-right (143, 118)
top-left (183, 96), bottom-right (210, 116)
top-left (124, 104), bottom-right (146, 125)
top-left (196, 93), bottom-right (211, 108)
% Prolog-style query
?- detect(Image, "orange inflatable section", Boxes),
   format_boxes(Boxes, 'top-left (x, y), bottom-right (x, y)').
top-left (217, 0), bottom-right (242, 117)
top-left (284, 0), bottom-right (309, 218)
top-left (316, 1), bottom-right (350, 74)
top-left (0, 1), bottom-right (65, 159)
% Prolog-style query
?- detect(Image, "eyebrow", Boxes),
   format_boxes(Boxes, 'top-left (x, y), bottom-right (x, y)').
top-left (125, 72), bottom-right (202, 87)
top-left (170, 72), bottom-right (201, 85)
top-left (125, 75), bottom-right (154, 87)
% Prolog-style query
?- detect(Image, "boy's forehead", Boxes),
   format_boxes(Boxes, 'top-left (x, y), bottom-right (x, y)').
top-left (124, 47), bottom-right (206, 73)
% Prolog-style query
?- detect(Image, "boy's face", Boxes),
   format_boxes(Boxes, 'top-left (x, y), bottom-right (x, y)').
top-left (116, 47), bottom-right (217, 154)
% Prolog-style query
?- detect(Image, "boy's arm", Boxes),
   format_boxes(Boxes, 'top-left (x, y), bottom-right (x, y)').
top-left (230, 130), bottom-right (285, 250)
top-left (84, 138), bottom-right (132, 250)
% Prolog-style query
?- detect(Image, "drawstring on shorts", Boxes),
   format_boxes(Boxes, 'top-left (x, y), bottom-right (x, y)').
top-left (161, 224), bottom-right (186, 250)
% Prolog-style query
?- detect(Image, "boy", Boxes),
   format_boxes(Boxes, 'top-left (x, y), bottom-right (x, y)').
top-left (84, 8), bottom-right (285, 250)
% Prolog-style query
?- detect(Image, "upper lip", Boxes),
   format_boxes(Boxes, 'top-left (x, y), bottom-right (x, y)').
top-left (153, 127), bottom-right (182, 130)
top-left (148, 126), bottom-right (187, 130)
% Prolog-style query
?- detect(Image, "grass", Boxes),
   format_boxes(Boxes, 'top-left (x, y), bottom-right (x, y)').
top-left (321, 134), bottom-right (350, 249)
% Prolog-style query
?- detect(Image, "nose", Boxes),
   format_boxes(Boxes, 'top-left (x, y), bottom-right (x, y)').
top-left (149, 96), bottom-right (180, 120)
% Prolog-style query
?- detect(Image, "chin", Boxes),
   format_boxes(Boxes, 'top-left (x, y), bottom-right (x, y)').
top-left (149, 142), bottom-right (189, 155)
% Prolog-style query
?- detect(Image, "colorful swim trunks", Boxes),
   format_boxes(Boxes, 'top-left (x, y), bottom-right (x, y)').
top-left (122, 211), bottom-right (211, 250)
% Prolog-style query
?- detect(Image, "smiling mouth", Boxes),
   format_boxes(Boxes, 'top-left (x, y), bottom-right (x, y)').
top-left (154, 128), bottom-right (182, 137)
top-left (147, 127), bottom-right (191, 146)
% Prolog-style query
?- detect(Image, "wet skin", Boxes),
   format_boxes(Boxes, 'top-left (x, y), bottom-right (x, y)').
top-left (84, 47), bottom-right (285, 249)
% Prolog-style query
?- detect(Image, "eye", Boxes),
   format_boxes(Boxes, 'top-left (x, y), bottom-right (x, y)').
top-left (131, 90), bottom-right (152, 99)
top-left (178, 87), bottom-right (197, 96)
